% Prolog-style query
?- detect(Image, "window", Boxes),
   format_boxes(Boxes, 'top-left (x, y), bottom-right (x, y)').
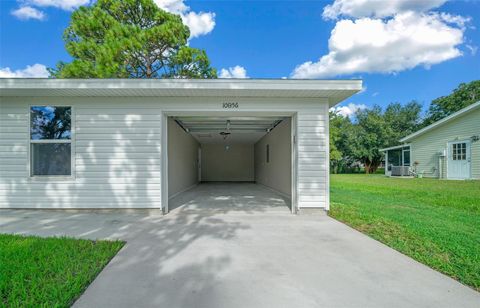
top-left (403, 148), bottom-right (410, 166)
top-left (30, 106), bottom-right (72, 176)
top-left (452, 143), bottom-right (466, 161)
top-left (266, 144), bottom-right (270, 163)
top-left (387, 149), bottom-right (402, 166)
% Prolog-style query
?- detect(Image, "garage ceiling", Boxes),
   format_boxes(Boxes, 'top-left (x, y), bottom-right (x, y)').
top-left (173, 116), bottom-right (286, 144)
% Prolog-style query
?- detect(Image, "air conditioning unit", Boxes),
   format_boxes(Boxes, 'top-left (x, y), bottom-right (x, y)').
top-left (391, 166), bottom-right (409, 176)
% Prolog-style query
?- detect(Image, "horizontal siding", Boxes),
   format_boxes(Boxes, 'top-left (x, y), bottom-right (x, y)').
top-left (0, 100), bottom-right (163, 209)
top-left (2, 96), bottom-right (332, 210)
top-left (1, 177), bottom-right (160, 184)
top-left (0, 104), bottom-right (29, 204)
top-left (411, 108), bottom-right (480, 179)
top-left (296, 105), bottom-right (328, 209)
top-left (0, 183), bottom-right (160, 191)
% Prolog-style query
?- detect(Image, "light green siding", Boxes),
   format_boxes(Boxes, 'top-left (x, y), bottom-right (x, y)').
top-left (410, 107), bottom-right (480, 179)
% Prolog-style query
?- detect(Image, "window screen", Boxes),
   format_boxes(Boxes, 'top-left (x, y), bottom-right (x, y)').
top-left (32, 143), bottom-right (71, 175)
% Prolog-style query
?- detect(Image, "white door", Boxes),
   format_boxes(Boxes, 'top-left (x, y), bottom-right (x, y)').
top-left (448, 140), bottom-right (471, 179)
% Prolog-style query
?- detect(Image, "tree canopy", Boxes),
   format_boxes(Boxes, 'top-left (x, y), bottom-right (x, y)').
top-left (423, 80), bottom-right (480, 125)
top-left (49, 0), bottom-right (216, 78)
top-left (330, 101), bottom-right (422, 174)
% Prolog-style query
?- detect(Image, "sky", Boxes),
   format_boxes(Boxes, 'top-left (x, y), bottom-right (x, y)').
top-left (1, 0), bottom-right (479, 116)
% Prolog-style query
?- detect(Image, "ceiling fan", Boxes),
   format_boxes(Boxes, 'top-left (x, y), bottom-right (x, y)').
top-left (219, 120), bottom-right (231, 140)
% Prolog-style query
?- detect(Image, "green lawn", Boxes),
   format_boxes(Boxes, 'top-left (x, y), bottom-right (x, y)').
top-left (329, 174), bottom-right (480, 291)
top-left (0, 234), bottom-right (124, 307)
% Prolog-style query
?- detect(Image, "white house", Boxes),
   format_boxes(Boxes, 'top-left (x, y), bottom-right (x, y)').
top-left (0, 78), bottom-right (361, 213)
top-left (382, 101), bottom-right (480, 179)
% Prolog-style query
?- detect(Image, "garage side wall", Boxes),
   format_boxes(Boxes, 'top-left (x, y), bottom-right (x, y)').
top-left (0, 98), bottom-right (162, 208)
top-left (296, 104), bottom-right (329, 209)
top-left (254, 118), bottom-right (291, 196)
top-left (168, 118), bottom-right (199, 197)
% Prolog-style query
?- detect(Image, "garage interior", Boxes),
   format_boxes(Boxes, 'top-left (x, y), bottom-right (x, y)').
top-left (167, 116), bottom-right (292, 212)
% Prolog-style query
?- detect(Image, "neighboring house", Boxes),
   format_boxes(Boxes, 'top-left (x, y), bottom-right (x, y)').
top-left (382, 101), bottom-right (480, 180)
top-left (0, 78), bottom-right (361, 212)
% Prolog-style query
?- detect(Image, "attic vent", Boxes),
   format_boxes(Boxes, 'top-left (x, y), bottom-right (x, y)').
top-left (197, 134), bottom-right (212, 138)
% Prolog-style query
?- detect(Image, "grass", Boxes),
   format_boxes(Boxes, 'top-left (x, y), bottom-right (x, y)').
top-left (329, 174), bottom-right (480, 291)
top-left (0, 234), bottom-right (124, 307)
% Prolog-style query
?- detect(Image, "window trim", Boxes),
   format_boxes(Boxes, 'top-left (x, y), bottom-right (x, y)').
top-left (28, 105), bottom-right (75, 180)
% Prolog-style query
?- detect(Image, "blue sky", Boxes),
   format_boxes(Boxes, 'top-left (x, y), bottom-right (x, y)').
top-left (1, 0), bottom-right (479, 116)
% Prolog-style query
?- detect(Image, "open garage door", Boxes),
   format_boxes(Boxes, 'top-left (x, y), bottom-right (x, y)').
top-left (165, 115), bottom-right (295, 214)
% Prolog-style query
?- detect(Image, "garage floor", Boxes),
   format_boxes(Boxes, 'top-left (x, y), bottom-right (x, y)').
top-left (1, 184), bottom-right (478, 307)
top-left (169, 183), bottom-right (291, 213)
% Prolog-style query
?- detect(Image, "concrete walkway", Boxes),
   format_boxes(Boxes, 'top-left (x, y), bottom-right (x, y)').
top-left (1, 183), bottom-right (478, 308)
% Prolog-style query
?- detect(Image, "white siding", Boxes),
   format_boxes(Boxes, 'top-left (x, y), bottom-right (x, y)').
top-left (0, 99), bottom-right (162, 209)
top-left (1, 96), bottom-right (331, 211)
top-left (296, 104), bottom-right (329, 210)
top-left (410, 107), bottom-right (480, 179)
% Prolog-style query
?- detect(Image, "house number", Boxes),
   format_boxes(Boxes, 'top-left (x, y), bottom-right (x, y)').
top-left (223, 102), bottom-right (239, 109)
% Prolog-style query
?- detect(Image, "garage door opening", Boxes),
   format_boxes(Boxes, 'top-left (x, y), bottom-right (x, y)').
top-left (166, 116), bottom-right (293, 213)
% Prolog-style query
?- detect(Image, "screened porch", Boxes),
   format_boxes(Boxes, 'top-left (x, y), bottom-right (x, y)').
top-left (381, 145), bottom-right (411, 176)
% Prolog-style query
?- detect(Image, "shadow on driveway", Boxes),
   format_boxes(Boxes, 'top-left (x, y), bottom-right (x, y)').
top-left (1, 185), bottom-right (478, 307)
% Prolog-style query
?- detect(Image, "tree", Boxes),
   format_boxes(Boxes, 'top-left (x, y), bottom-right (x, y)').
top-left (329, 101), bottom-right (422, 174)
top-left (329, 111), bottom-right (356, 173)
top-left (49, 0), bottom-right (216, 78)
top-left (350, 106), bottom-right (390, 174)
top-left (329, 111), bottom-right (344, 173)
top-left (384, 101), bottom-right (422, 143)
top-left (423, 80), bottom-right (480, 125)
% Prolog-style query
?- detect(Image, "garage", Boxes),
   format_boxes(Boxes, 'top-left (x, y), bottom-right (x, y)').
top-left (0, 78), bottom-right (362, 212)
top-left (167, 115), bottom-right (293, 212)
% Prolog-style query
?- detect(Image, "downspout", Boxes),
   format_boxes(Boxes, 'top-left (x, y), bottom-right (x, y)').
top-left (438, 155), bottom-right (442, 179)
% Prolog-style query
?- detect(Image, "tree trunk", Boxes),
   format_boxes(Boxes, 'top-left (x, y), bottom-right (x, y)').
top-left (364, 161), bottom-right (371, 174)
top-left (146, 58), bottom-right (152, 78)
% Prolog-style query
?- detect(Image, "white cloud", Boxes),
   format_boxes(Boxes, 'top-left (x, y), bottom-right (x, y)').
top-left (291, 11), bottom-right (465, 78)
top-left (154, 0), bottom-right (188, 13)
top-left (323, 0), bottom-right (447, 19)
top-left (466, 44), bottom-right (478, 56)
top-left (330, 103), bottom-right (367, 117)
top-left (439, 12), bottom-right (471, 29)
top-left (0, 64), bottom-right (49, 78)
top-left (154, 0), bottom-right (215, 38)
top-left (12, 0), bottom-right (215, 37)
top-left (219, 66), bottom-right (248, 78)
top-left (23, 0), bottom-right (90, 11)
top-left (181, 11), bottom-right (215, 38)
top-left (11, 6), bottom-right (45, 20)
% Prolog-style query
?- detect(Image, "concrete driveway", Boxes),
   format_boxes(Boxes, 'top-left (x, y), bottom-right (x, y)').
top-left (1, 183), bottom-right (478, 308)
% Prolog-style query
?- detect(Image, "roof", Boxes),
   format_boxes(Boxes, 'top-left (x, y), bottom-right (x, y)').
top-left (380, 144), bottom-right (411, 152)
top-left (400, 101), bottom-right (480, 142)
top-left (0, 78), bottom-right (362, 107)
